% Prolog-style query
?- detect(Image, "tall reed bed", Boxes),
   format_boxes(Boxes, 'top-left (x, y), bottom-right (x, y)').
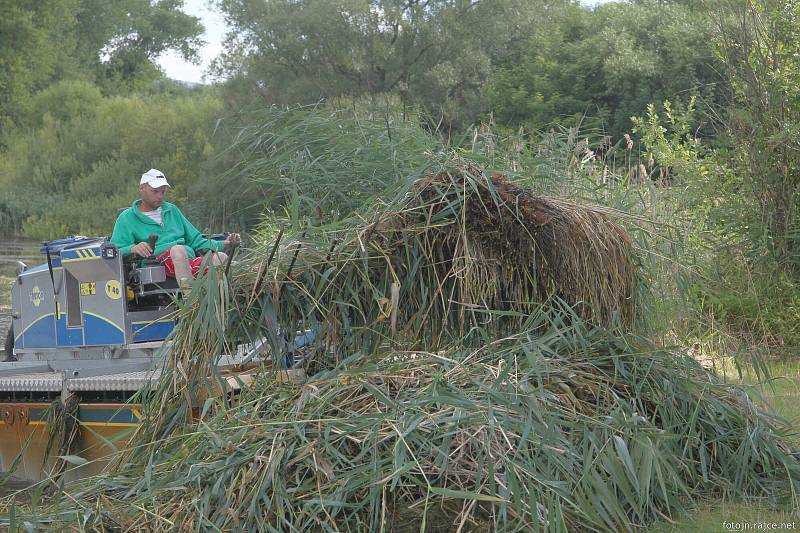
top-left (3, 107), bottom-right (797, 532)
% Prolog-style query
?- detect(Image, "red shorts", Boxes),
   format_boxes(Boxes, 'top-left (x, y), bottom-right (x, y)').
top-left (156, 250), bottom-right (206, 278)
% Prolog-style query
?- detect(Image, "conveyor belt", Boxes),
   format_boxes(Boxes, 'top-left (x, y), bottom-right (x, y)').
top-left (70, 369), bottom-right (163, 391)
top-left (0, 351), bottom-right (268, 393)
top-left (0, 369), bottom-right (163, 392)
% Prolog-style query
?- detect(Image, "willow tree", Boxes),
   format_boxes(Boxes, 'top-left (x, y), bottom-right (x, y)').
top-left (213, 0), bottom-right (570, 127)
top-left (712, 0), bottom-right (800, 265)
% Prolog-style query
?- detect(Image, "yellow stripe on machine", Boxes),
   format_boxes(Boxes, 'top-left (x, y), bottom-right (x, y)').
top-left (14, 313), bottom-right (55, 342)
top-left (62, 254), bottom-right (100, 263)
top-left (132, 318), bottom-right (177, 325)
top-left (83, 312), bottom-right (125, 333)
top-left (61, 248), bottom-right (100, 262)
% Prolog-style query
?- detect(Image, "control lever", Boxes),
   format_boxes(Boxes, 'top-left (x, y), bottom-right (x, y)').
top-left (142, 234), bottom-right (160, 266)
top-left (148, 234), bottom-right (158, 256)
top-left (125, 234), bottom-right (163, 292)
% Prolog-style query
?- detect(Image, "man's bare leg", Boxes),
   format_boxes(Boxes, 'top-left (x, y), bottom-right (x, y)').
top-left (210, 252), bottom-right (228, 266)
top-left (169, 245), bottom-right (193, 288)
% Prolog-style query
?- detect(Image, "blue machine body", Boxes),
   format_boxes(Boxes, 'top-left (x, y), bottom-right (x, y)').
top-left (11, 236), bottom-right (176, 352)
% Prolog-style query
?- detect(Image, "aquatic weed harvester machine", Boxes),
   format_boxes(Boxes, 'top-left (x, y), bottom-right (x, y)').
top-left (0, 234), bottom-right (285, 481)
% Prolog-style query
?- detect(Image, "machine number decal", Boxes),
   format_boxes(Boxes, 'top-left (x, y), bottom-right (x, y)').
top-left (30, 286), bottom-right (42, 307)
top-left (80, 282), bottom-right (96, 296)
top-left (105, 280), bottom-right (122, 300)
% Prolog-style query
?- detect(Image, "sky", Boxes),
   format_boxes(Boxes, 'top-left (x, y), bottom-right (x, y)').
top-left (157, 0), bottom-right (227, 84)
top-left (158, 0), bottom-right (615, 84)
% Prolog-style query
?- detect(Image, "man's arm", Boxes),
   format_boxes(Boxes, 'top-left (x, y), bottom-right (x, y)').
top-left (180, 210), bottom-right (224, 253)
top-left (110, 211), bottom-right (136, 256)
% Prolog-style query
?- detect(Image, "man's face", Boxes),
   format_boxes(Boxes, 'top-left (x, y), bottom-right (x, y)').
top-left (139, 184), bottom-right (167, 209)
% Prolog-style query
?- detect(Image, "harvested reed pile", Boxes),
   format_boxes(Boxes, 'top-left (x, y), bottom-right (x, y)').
top-left (137, 163), bottom-right (641, 435)
top-left (221, 163), bottom-right (641, 374)
top-left (9, 310), bottom-right (799, 531)
top-left (408, 170), bottom-right (638, 327)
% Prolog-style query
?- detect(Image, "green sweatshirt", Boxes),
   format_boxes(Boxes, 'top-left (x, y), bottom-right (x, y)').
top-left (110, 200), bottom-right (224, 258)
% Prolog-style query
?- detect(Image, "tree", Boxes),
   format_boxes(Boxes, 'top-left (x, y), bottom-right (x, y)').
top-left (487, 1), bottom-right (723, 138)
top-left (75, 0), bottom-right (204, 89)
top-left (0, 88), bottom-right (223, 238)
top-left (213, 0), bottom-right (560, 127)
top-left (712, 0), bottom-right (800, 264)
top-left (0, 0), bottom-right (78, 131)
top-left (0, 0), bottom-right (204, 133)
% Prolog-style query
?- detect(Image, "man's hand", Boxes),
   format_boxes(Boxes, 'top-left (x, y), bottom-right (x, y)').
top-left (223, 233), bottom-right (241, 252)
top-left (131, 242), bottom-right (153, 257)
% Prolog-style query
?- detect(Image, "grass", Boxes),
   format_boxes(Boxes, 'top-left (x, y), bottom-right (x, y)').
top-left (752, 361), bottom-right (800, 423)
top-left (658, 501), bottom-right (798, 532)
top-left (656, 358), bottom-right (800, 531)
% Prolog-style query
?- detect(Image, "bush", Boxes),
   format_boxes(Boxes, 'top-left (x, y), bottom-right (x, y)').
top-left (25, 80), bottom-right (103, 128)
top-left (0, 86), bottom-right (224, 239)
top-left (692, 255), bottom-right (800, 355)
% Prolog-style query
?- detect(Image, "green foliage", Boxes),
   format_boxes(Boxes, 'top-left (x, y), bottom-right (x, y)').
top-left (82, 0), bottom-right (204, 91)
top-left (693, 256), bottom-right (800, 352)
top-left (0, 0), bottom-right (79, 132)
top-left (213, 0), bottom-right (560, 128)
top-left (712, 0), bottom-right (800, 264)
top-left (212, 0), bottom-right (723, 138)
top-left (0, 85), bottom-right (224, 239)
top-left (211, 103), bottom-right (441, 229)
top-left (632, 94), bottom-right (800, 353)
top-left (0, 0), bottom-right (203, 134)
top-left (487, 1), bottom-right (723, 138)
top-left (26, 80), bottom-right (103, 128)
top-left (633, 99), bottom-right (700, 177)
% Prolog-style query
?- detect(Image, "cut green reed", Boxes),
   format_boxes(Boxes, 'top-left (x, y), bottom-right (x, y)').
top-left (7, 307), bottom-right (799, 531)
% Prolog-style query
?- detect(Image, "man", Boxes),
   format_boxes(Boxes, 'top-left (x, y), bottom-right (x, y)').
top-left (111, 169), bottom-right (240, 287)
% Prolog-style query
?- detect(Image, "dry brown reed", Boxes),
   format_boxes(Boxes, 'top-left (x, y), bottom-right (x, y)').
top-left (225, 163), bottom-right (641, 368)
top-left (405, 169), bottom-right (639, 328)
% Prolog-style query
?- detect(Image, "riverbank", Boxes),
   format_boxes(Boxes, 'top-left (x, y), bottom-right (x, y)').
top-left (0, 238), bottom-right (40, 343)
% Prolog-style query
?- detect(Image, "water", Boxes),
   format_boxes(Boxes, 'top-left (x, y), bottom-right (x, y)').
top-left (0, 237), bottom-right (40, 342)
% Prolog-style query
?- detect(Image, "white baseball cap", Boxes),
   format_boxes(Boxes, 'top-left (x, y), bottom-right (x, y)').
top-left (140, 169), bottom-right (170, 188)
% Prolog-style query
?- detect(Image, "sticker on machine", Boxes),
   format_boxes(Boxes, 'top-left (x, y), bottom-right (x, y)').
top-left (30, 285), bottom-right (42, 307)
top-left (105, 280), bottom-right (122, 299)
top-left (80, 282), bottom-right (96, 296)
